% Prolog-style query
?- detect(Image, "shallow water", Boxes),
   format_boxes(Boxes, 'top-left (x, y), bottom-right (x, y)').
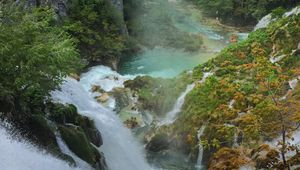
top-left (119, 0), bottom-right (245, 78)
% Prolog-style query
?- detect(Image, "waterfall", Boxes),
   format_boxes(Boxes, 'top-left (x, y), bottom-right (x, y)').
top-left (254, 6), bottom-right (300, 31)
top-left (160, 72), bottom-right (212, 125)
top-left (51, 77), bottom-right (153, 170)
top-left (233, 132), bottom-right (239, 147)
top-left (159, 83), bottom-right (195, 125)
top-left (195, 125), bottom-right (206, 170)
top-left (0, 124), bottom-right (80, 170)
top-left (199, 72), bottom-right (213, 83)
top-left (254, 14), bottom-right (273, 30)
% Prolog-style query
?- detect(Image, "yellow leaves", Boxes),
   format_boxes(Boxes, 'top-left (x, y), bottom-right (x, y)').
top-left (186, 133), bottom-right (193, 144)
top-left (221, 60), bottom-right (232, 67)
top-left (235, 113), bottom-right (261, 141)
top-left (209, 147), bottom-right (250, 170)
top-left (247, 94), bottom-right (264, 105)
top-left (251, 42), bottom-right (267, 57)
top-left (241, 63), bottom-right (257, 70)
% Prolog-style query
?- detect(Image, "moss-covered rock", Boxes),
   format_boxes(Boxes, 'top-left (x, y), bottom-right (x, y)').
top-left (48, 103), bottom-right (78, 124)
top-left (77, 116), bottom-right (103, 147)
top-left (59, 125), bottom-right (103, 167)
top-left (146, 132), bottom-right (170, 152)
top-left (26, 114), bottom-right (58, 150)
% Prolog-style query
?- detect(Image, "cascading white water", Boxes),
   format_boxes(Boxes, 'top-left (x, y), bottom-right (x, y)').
top-left (0, 124), bottom-right (80, 170)
top-left (160, 72), bottom-right (213, 125)
top-left (159, 83), bottom-right (195, 125)
top-left (254, 14), bottom-right (273, 30)
top-left (195, 125), bottom-right (206, 170)
top-left (233, 132), bottom-right (239, 147)
top-left (254, 6), bottom-right (300, 31)
top-left (51, 77), bottom-right (153, 170)
top-left (199, 72), bottom-right (213, 83)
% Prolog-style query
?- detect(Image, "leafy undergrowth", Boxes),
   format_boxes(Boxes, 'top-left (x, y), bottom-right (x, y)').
top-left (153, 9), bottom-right (300, 169)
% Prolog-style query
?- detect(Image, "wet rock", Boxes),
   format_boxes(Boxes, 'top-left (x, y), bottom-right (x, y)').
top-left (124, 117), bottom-right (139, 129)
top-left (112, 87), bottom-right (131, 113)
top-left (78, 117), bottom-right (103, 147)
top-left (70, 73), bottom-right (80, 81)
top-left (27, 114), bottom-right (58, 149)
top-left (146, 133), bottom-right (170, 152)
top-left (96, 93), bottom-right (110, 103)
top-left (59, 125), bottom-right (107, 169)
top-left (86, 128), bottom-right (103, 147)
top-left (91, 85), bottom-right (105, 93)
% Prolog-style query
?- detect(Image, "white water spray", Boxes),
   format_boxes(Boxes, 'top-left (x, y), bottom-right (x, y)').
top-left (160, 83), bottom-right (195, 125)
top-left (52, 77), bottom-right (153, 170)
top-left (195, 125), bottom-right (206, 170)
top-left (0, 125), bottom-right (80, 170)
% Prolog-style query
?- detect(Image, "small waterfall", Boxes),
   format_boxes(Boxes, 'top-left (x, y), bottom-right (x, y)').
top-left (254, 14), bottom-right (273, 30)
top-left (0, 125), bottom-right (80, 170)
top-left (160, 72), bottom-right (212, 125)
top-left (199, 72), bottom-right (213, 83)
top-left (195, 125), bottom-right (206, 170)
top-left (160, 83), bottom-right (195, 125)
top-left (52, 77), bottom-right (153, 170)
top-left (255, 6), bottom-right (300, 31)
top-left (289, 77), bottom-right (299, 90)
top-left (233, 132), bottom-right (239, 147)
top-left (228, 99), bottom-right (235, 109)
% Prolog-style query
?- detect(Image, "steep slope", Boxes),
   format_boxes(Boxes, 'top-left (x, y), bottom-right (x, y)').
top-left (148, 6), bottom-right (300, 169)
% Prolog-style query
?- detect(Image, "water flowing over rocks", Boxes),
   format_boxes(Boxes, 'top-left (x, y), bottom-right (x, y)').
top-left (52, 76), bottom-right (154, 170)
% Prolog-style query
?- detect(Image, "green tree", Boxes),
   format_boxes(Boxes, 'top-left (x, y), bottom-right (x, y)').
top-left (0, 3), bottom-right (81, 113)
top-left (63, 0), bottom-right (125, 64)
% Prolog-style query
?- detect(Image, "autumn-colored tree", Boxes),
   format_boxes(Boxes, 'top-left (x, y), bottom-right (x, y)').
top-left (254, 55), bottom-right (300, 169)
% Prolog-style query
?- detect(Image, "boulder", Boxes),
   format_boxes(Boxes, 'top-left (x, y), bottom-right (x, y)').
top-left (70, 73), bottom-right (80, 81)
top-left (59, 125), bottom-right (107, 169)
top-left (91, 85), bottom-right (105, 93)
top-left (146, 133), bottom-right (170, 152)
top-left (96, 93), bottom-right (110, 103)
top-left (112, 87), bottom-right (131, 113)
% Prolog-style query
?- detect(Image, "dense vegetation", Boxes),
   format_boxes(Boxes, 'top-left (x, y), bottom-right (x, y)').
top-left (63, 0), bottom-right (127, 66)
top-left (0, 2), bottom-right (81, 116)
top-left (190, 0), bottom-right (300, 26)
top-left (0, 2), bottom-right (107, 169)
top-left (147, 7), bottom-right (300, 169)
